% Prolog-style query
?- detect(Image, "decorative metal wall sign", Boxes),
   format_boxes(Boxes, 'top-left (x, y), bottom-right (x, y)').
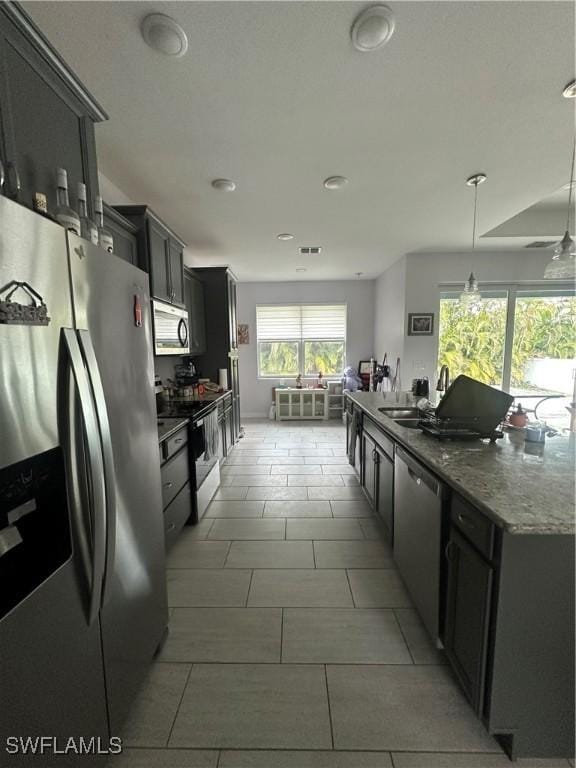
top-left (0, 281), bottom-right (51, 326)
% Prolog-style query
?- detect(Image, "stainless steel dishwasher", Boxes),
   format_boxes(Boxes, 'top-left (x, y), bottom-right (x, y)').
top-left (394, 447), bottom-right (446, 644)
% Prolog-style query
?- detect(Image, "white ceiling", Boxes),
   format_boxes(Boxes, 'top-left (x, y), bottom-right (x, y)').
top-left (24, 1), bottom-right (575, 281)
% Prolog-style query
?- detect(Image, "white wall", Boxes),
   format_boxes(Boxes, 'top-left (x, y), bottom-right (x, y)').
top-left (374, 249), bottom-right (554, 388)
top-left (373, 257), bottom-right (406, 367)
top-left (237, 280), bottom-right (375, 417)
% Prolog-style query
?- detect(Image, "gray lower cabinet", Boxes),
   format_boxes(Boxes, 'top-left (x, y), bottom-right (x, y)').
top-left (352, 409), bottom-right (574, 759)
top-left (361, 431), bottom-right (376, 507)
top-left (375, 444), bottom-right (394, 541)
top-left (444, 525), bottom-right (493, 714)
top-left (159, 424), bottom-right (192, 550)
top-left (360, 416), bottom-right (394, 543)
top-left (164, 483), bottom-right (192, 551)
top-left (216, 392), bottom-right (234, 461)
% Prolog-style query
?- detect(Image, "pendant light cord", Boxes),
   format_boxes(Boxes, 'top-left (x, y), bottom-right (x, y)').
top-left (566, 140), bottom-right (575, 233)
top-left (472, 179), bottom-right (479, 251)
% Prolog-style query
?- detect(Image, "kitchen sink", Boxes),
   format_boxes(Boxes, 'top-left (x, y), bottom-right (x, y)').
top-left (378, 408), bottom-right (422, 418)
top-left (393, 418), bottom-right (424, 429)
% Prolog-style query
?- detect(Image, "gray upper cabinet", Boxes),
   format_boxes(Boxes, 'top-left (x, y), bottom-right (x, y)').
top-left (102, 204), bottom-right (138, 265)
top-left (0, 4), bottom-right (106, 215)
top-left (114, 206), bottom-right (186, 307)
top-left (184, 268), bottom-right (206, 356)
top-left (168, 240), bottom-right (184, 306)
top-left (148, 219), bottom-right (171, 303)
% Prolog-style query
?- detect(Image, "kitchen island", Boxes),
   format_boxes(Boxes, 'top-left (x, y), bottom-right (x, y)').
top-left (346, 390), bottom-right (575, 760)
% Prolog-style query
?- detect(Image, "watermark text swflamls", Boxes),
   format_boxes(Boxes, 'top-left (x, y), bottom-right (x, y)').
top-left (5, 736), bottom-right (122, 756)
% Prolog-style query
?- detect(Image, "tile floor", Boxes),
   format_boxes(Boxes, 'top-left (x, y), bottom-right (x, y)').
top-left (110, 419), bottom-right (571, 768)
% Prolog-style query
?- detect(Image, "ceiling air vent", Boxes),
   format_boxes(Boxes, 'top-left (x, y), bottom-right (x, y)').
top-left (525, 241), bottom-right (556, 248)
top-left (299, 247), bottom-right (322, 255)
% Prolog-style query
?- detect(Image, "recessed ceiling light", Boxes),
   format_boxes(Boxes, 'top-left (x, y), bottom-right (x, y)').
top-left (296, 268), bottom-right (307, 273)
top-left (324, 176), bottom-right (349, 190)
top-left (351, 5), bottom-right (395, 52)
top-left (562, 80), bottom-right (576, 98)
top-left (211, 179), bottom-right (236, 192)
top-left (277, 233), bottom-right (294, 241)
top-left (141, 14), bottom-right (188, 57)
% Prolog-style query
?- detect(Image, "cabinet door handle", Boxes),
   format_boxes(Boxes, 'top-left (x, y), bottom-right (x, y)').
top-left (167, 522), bottom-right (176, 531)
top-left (407, 467), bottom-right (422, 485)
top-left (164, 481), bottom-right (173, 489)
top-left (457, 512), bottom-right (476, 530)
top-left (445, 540), bottom-right (455, 561)
top-left (174, 438), bottom-right (183, 444)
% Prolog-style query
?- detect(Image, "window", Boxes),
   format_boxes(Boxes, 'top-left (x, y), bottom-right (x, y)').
top-left (256, 304), bottom-right (346, 378)
top-left (438, 284), bottom-right (576, 428)
top-left (438, 292), bottom-right (508, 387)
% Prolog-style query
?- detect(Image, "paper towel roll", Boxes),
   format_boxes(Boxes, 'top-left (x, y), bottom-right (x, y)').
top-left (218, 368), bottom-right (228, 390)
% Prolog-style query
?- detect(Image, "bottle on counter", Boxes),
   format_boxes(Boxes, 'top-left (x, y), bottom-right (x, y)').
top-left (54, 168), bottom-right (81, 235)
top-left (77, 183), bottom-right (98, 244)
top-left (94, 195), bottom-right (114, 253)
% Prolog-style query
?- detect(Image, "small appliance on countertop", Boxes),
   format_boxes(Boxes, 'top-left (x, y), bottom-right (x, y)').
top-left (412, 377), bottom-right (429, 397)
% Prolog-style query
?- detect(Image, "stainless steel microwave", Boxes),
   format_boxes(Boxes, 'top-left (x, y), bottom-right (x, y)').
top-left (152, 299), bottom-right (189, 356)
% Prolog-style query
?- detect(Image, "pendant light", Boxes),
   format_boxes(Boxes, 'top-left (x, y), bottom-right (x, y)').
top-left (544, 141), bottom-right (576, 279)
top-left (459, 173), bottom-right (487, 309)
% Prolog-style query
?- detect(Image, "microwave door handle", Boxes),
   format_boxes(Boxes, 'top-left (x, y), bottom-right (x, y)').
top-left (77, 329), bottom-right (117, 608)
top-left (62, 328), bottom-right (106, 625)
top-left (177, 317), bottom-right (188, 348)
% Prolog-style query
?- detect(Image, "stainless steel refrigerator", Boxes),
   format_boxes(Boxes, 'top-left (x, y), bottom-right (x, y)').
top-left (0, 196), bottom-right (168, 766)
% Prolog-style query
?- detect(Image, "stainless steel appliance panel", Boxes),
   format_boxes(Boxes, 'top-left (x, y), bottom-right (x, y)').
top-left (67, 234), bottom-right (168, 732)
top-left (394, 448), bottom-right (445, 643)
top-left (0, 553), bottom-right (109, 768)
top-left (152, 299), bottom-right (189, 356)
top-left (0, 197), bottom-right (72, 469)
top-left (0, 198), bottom-right (109, 765)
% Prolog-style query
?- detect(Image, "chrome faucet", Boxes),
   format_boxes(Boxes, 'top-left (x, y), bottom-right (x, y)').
top-left (436, 365), bottom-right (450, 392)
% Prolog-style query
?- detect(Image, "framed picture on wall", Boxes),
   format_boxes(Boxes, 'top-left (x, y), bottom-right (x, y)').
top-left (238, 323), bottom-right (250, 344)
top-left (407, 313), bottom-right (434, 336)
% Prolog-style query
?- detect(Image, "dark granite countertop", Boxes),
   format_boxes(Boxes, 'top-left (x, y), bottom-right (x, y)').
top-left (348, 391), bottom-right (575, 536)
top-left (157, 417), bottom-right (189, 444)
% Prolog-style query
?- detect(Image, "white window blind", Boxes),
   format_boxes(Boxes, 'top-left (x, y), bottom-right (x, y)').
top-left (256, 304), bottom-right (346, 340)
top-left (256, 305), bottom-right (302, 340)
top-left (302, 305), bottom-right (346, 339)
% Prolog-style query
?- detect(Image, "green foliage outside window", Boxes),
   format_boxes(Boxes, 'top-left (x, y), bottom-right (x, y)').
top-left (511, 297), bottom-right (575, 388)
top-left (258, 340), bottom-right (346, 377)
top-left (438, 298), bottom-right (507, 386)
top-left (438, 296), bottom-right (576, 390)
top-left (258, 342), bottom-right (299, 376)
top-left (304, 341), bottom-right (345, 376)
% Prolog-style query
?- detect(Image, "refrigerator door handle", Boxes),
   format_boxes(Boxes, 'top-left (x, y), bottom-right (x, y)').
top-left (77, 329), bottom-right (117, 609)
top-left (62, 328), bottom-right (107, 625)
